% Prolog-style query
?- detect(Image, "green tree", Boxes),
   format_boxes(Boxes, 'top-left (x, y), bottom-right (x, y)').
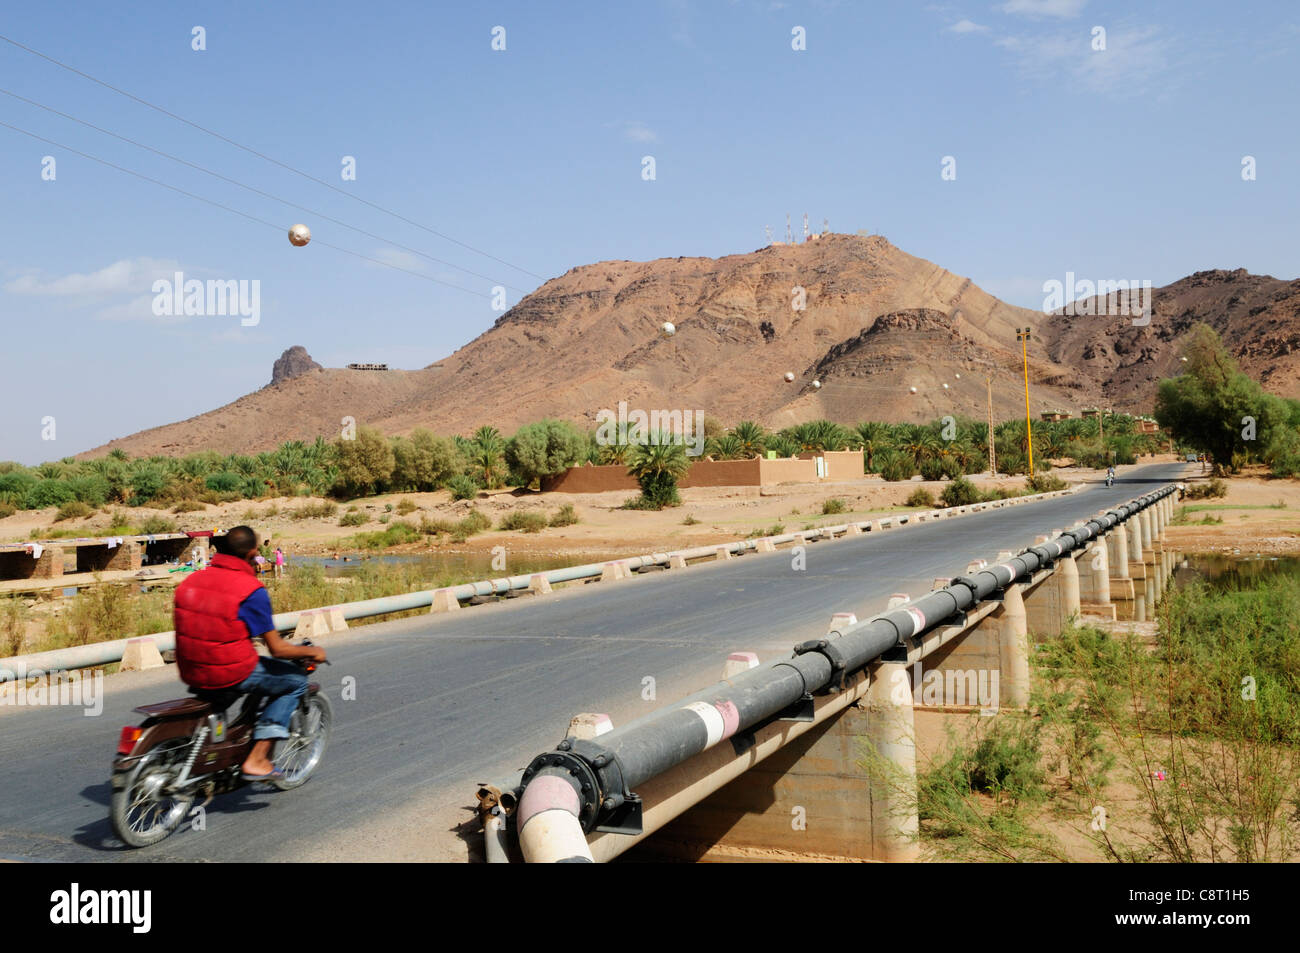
top-left (333, 426), bottom-right (395, 497)
top-left (505, 419), bottom-right (587, 488)
top-left (1154, 324), bottom-right (1288, 473)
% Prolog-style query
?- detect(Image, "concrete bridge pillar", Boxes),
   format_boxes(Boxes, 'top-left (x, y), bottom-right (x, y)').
top-left (996, 583), bottom-right (1030, 708)
top-left (1105, 526), bottom-right (1136, 621)
top-left (1075, 541), bottom-right (1115, 620)
top-left (864, 661), bottom-right (920, 861)
top-left (1022, 558), bottom-right (1079, 639)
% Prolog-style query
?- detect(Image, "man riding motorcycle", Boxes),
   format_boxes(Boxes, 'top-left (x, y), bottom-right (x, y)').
top-left (1106, 465), bottom-right (1115, 487)
top-left (172, 525), bottom-right (326, 782)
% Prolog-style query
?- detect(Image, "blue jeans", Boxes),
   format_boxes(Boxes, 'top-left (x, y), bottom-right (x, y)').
top-left (237, 657), bottom-right (307, 741)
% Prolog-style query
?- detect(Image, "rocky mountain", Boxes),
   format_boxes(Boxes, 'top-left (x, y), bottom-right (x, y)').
top-left (269, 346), bottom-right (322, 386)
top-left (78, 236), bottom-right (1300, 458)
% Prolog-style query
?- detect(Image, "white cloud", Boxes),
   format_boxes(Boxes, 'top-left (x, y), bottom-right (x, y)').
top-left (615, 120), bottom-right (659, 143)
top-left (996, 23), bottom-right (1172, 94)
top-left (949, 19), bottom-right (989, 34)
top-left (4, 257), bottom-right (183, 298)
top-left (369, 248), bottom-right (429, 273)
top-left (998, 0), bottom-right (1087, 18)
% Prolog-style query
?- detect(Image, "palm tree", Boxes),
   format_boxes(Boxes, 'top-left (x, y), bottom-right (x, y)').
top-left (706, 434), bottom-right (745, 460)
top-left (627, 437), bottom-right (690, 508)
top-left (731, 421), bottom-right (768, 457)
top-left (855, 422), bottom-right (891, 472)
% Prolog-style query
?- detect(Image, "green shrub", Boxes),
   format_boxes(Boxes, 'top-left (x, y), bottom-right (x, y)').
top-left (339, 511), bottom-right (368, 527)
top-left (138, 515), bottom-right (177, 534)
top-left (548, 503), bottom-right (579, 527)
top-left (681, 513), bottom-right (699, 525)
top-left (905, 488), bottom-right (936, 508)
top-left (1184, 478), bottom-right (1227, 500)
top-left (0, 502), bottom-right (15, 519)
top-left (1026, 472), bottom-right (1067, 493)
top-left (878, 451), bottom-right (916, 482)
top-left (54, 500), bottom-right (93, 522)
top-left (447, 474), bottom-right (479, 501)
top-left (821, 497), bottom-right (848, 515)
top-left (396, 499), bottom-right (418, 516)
top-left (171, 500), bottom-right (207, 514)
top-left (940, 477), bottom-right (981, 507)
top-left (290, 501), bottom-right (338, 520)
top-left (349, 522), bottom-right (422, 549)
top-left (499, 511), bottom-right (548, 533)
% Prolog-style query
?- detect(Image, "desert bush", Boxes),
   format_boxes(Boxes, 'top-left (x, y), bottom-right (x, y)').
top-left (0, 502), bottom-right (15, 519)
top-left (339, 511), bottom-right (367, 527)
top-left (499, 511), bottom-right (548, 534)
top-left (1184, 478), bottom-right (1227, 500)
top-left (171, 500), bottom-right (207, 514)
top-left (289, 501), bottom-right (338, 520)
top-left (396, 499), bottom-right (418, 516)
top-left (905, 488), bottom-right (936, 508)
top-left (1026, 472), bottom-right (1067, 493)
top-left (940, 477), bottom-right (981, 507)
top-left (549, 503), bottom-right (579, 527)
top-left (447, 474), bottom-right (479, 501)
top-left (349, 522), bottom-right (422, 549)
top-left (821, 497), bottom-right (848, 515)
top-left (54, 500), bottom-right (93, 522)
top-left (138, 515), bottom-right (177, 534)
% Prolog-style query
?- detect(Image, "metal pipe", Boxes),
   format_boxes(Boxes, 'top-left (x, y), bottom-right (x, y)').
top-left (484, 811), bottom-right (510, 863)
top-left (512, 484), bottom-right (1177, 843)
top-left (516, 768), bottom-right (594, 863)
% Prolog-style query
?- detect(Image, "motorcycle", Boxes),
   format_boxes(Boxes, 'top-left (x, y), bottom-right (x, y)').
top-left (109, 641), bottom-right (331, 848)
top-left (1106, 474), bottom-right (1115, 487)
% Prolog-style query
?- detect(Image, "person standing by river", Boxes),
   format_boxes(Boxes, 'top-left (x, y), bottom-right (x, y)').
top-left (274, 546), bottom-right (285, 578)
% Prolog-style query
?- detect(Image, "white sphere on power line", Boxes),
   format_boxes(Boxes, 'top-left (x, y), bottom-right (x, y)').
top-left (660, 321), bottom-right (676, 338)
top-left (784, 372), bottom-right (795, 383)
top-left (288, 224), bottom-right (312, 247)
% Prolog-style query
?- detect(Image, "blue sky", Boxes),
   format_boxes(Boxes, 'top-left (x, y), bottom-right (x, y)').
top-left (1, 0), bottom-right (1296, 463)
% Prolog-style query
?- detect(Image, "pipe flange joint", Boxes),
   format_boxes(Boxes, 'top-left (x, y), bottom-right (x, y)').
top-left (1027, 545), bottom-right (1053, 567)
top-left (520, 749), bottom-right (603, 832)
top-left (794, 638), bottom-right (850, 691)
top-left (948, 575), bottom-right (982, 599)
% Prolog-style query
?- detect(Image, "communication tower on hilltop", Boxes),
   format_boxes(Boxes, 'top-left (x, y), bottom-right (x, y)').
top-left (803, 213), bottom-right (809, 241)
top-left (764, 225), bottom-right (773, 245)
top-left (785, 214), bottom-right (792, 244)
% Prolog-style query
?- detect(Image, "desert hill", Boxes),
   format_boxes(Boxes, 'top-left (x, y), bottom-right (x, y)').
top-left (80, 236), bottom-right (1300, 458)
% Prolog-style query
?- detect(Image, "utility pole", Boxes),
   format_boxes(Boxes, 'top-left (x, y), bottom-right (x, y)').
top-left (1016, 328), bottom-right (1034, 474)
top-left (986, 375), bottom-right (996, 477)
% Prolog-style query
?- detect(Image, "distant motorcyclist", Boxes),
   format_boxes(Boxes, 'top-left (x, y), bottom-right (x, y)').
top-left (1106, 465), bottom-right (1115, 486)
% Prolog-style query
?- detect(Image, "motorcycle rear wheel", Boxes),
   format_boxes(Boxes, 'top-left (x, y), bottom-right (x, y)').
top-left (110, 737), bottom-right (197, 848)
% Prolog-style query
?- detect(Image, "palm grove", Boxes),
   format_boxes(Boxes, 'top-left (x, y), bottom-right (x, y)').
top-left (2, 325), bottom-right (1294, 518)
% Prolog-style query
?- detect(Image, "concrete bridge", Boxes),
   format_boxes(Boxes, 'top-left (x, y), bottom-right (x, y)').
top-left (0, 462), bottom-right (1187, 863)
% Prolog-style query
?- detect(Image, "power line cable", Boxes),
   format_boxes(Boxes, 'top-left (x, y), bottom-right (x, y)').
top-left (0, 86), bottom-right (530, 294)
top-left (0, 119), bottom-right (487, 296)
top-left (0, 32), bottom-right (545, 281)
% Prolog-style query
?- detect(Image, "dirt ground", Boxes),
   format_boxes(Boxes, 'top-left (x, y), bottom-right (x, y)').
top-left (1162, 464), bottom-right (1300, 555)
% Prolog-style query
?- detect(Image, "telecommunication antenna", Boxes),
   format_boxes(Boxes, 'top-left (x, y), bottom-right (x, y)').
top-left (785, 214), bottom-right (792, 244)
top-left (803, 213), bottom-right (809, 241)
top-left (764, 225), bottom-right (773, 245)
top-left (823, 218), bottom-right (829, 236)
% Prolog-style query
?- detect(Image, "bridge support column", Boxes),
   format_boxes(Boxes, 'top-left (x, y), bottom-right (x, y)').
top-left (864, 661), bottom-right (920, 861)
top-left (1022, 559), bottom-right (1078, 639)
top-left (1105, 526), bottom-right (1135, 620)
top-left (1076, 541), bottom-right (1115, 620)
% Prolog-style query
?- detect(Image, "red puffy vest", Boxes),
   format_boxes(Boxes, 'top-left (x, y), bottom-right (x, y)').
top-left (173, 553), bottom-right (265, 689)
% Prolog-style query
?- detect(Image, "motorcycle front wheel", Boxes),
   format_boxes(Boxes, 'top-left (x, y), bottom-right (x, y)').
top-left (272, 692), bottom-right (332, 790)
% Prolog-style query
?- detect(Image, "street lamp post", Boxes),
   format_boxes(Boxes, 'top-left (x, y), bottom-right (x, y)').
top-left (1016, 328), bottom-right (1034, 474)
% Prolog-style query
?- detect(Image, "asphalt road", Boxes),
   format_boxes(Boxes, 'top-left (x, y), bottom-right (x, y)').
top-left (0, 463), bottom-right (1187, 862)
